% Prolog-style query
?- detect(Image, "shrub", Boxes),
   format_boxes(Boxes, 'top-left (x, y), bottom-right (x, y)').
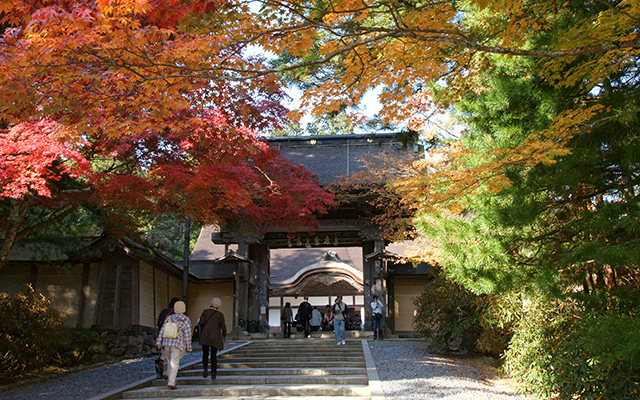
top-left (413, 270), bottom-right (485, 352)
top-left (504, 295), bottom-right (640, 399)
top-left (0, 285), bottom-right (69, 377)
top-left (502, 297), bottom-right (564, 399)
top-left (475, 292), bottom-right (519, 357)
top-left (549, 312), bottom-right (640, 399)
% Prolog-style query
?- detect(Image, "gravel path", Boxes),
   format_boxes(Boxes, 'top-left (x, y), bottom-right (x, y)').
top-left (1, 340), bottom-right (529, 400)
top-left (0, 351), bottom-right (201, 400)
top-left (370, 340), bottom-right (529, 400)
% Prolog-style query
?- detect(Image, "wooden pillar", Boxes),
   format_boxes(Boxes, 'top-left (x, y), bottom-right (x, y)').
top-left (363, 240), bottom-right (386, 332)
top-left (235, 243), bottom-right (250, 338)
top-left (77, 262), bottom-right (91, 327)
top-left (248, 243), bottom-right (270, 333)
top-left (388, 272), bottom-right (395, 334)
top-left (131, 260), bottom-right (140, 327)
top-left (113, 264), bottom-right (122, 325)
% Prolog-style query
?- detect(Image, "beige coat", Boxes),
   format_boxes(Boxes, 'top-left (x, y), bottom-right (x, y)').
top-left (197, 308), bottom-right (226, 349)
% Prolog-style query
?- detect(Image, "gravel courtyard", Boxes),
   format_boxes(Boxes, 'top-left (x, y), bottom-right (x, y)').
top-left (0, 340), bottom-right (529, 400)
top-left (369, 340), bottom-right (529, 400)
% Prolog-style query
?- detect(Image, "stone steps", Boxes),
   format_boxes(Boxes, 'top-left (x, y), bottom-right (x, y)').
top-left (122, 383), bottom-right (371, 398)
top-left (150, 374), bottom-right (368, 385)
top-left (212, 360), bottom-right (366, 369)
top-left (217, 355), bottom-right (363, 361)
top-left (121, 339), bottom-right (372, 399)
top-left (123, 396), bottom-right (371, 400)
top-left (180, 366), bottom-right (366, 376)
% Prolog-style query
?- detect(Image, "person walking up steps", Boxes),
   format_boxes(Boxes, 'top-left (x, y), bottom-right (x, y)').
top-left (197, 297), bottom-right (227, 380)
top-left (297, 296), bottom-right (313, 338)
top-left (155, 301), bottom-right (192, 390)
top-left (155, 297), bottom-right (181, 379)
top-left (281, 302), bottom-right (293, 338)
top-left (332, 295), bottom-right (347, 345)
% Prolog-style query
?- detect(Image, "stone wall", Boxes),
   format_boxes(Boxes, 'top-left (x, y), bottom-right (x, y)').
top-left (74, 327), bottom-right (158, 365)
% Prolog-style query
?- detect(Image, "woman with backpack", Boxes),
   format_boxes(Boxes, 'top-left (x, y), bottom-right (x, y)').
top-left (155, 301), bottom-right (192, 390)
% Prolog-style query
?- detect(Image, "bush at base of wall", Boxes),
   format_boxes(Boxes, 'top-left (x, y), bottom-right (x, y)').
top-left (0, 285), bottom-right (157, 381)
top-left (0, 285), bottom-right (69, 379)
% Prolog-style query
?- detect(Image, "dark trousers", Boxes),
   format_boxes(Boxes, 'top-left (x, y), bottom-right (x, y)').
top-left (202, 345), bottom-right (219, 375)
top-left (301, 319), bottom-right (311, 337)
top-left (283, 322), bottom-right (292, 338)
top-left (372, 318), bottom-right (383, 338)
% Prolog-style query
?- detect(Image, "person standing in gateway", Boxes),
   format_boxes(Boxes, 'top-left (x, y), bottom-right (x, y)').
top-left (197, 297), bottom-right (227, 380)
top-left (157, 297), bottom-right (180, 330)
top-left (371, 294), bottom-right (384, 340)
top-left (332, 295), bottom-right (347, 345)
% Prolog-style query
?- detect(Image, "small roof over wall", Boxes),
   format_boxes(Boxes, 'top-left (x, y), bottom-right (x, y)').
top-left (367, 241), bottom-right (433, 276)
top-left (6, 237), bottom-right (96, 262)
top-left (5, 235), bottom-right (192, 280)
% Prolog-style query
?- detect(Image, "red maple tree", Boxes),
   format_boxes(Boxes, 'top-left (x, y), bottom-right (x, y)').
top-left (0, 0), bottom-right (333, 267)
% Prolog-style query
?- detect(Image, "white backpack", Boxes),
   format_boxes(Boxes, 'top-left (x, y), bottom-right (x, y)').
top-left (163, 321), bottom-right (180, 339)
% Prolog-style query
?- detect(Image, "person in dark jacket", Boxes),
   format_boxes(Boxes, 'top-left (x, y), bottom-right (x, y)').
top-left (197, 297), bottom-right (227, 379)
top-left (281, 302), bottom-right (293, 338)
top-left (297, 296), bottom-right (313, 338)
top-left (157, 297), bottom-right (180, 330)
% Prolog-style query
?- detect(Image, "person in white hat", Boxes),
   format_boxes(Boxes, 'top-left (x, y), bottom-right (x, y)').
top-left (197, 297), bottom-right (227, 380)
top-left (155, 301), bottom-right (192, 390)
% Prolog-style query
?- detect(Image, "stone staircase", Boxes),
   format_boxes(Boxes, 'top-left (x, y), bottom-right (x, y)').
top-left (120, 339), bottom-right (372, 400)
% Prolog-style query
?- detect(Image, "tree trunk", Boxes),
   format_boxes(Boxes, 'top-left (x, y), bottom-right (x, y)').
top-left (0, 199), bottom-right (31, 269)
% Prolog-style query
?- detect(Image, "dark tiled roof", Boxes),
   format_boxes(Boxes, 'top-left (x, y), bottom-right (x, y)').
top-left (188, 260), bottom-right (235, 280)
top-left (191, 226), bottom-right (236, 261)
top-left (268, 133), bottom-right (409, 185)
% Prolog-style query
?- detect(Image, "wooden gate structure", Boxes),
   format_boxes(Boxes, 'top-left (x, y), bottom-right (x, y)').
top-left (205, 133), bottom-right (429, 336)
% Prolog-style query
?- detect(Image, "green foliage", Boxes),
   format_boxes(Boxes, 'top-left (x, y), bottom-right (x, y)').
top-left (502, 298), bottom-right (566, 399)
top-left (413, 17), bottom-right (640, 397)
top-left (550, 312), bottom-right (640, 400)
top-left (137, 213), bottom-right (200, 261)
top-left (0, 286), bottom-right (104, 380)
top-left (504, 297), bottom-right (640, 400)
top-left (0, 285), bottom-right (69, 377)
top-left (413, 268), bottom-right (516, 356)
top-left (475, 292), bottom-right (520, 357)
top-left (413, 269), bottom-right (484, 352)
